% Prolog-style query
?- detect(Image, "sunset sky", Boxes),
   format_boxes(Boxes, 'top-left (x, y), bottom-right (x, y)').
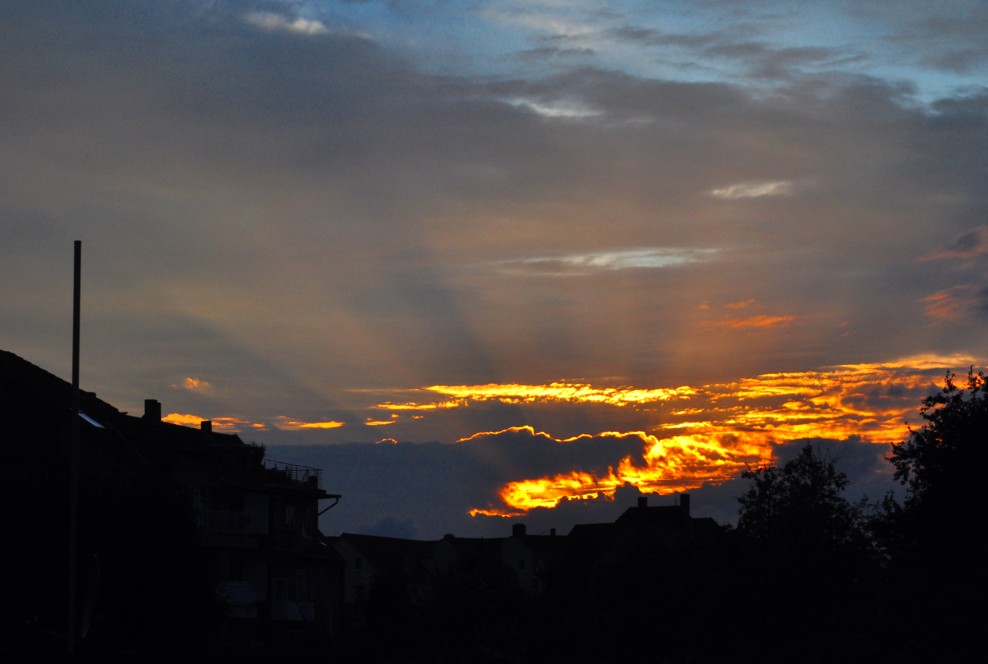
top-left (3, 1), bottom-right (987, 538)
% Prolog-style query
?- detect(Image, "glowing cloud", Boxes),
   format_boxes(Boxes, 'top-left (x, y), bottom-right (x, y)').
top-left (479, 430), bottom-right (774, 515)
top-left (162, 412), bottom-right (207, 427)
top-left (274, 416), bottom-right (346, 430)
top-left (457, 425), bottom-right (591, 444)
top-left (365, 414), bottom-right (399, 427)
top-left (456, 354), bottom-right (980, 517)
top-left (162, 413), bottom-right (263, 431)
top-left (180, 377), bottom-right (211, 392)
top-left (709, 180), bottom-right (794, 199)
top-left (425, 382), bottom-right (697, 408)
top-left (374, 399), bottom-right (465, 411)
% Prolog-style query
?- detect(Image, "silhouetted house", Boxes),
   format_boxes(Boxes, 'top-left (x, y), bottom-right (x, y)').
top-left (571, 494), bottom-right (722, 546)
top-left (500, 523), bottom-right (565, 595)
top-left (433, 532), bottom-right (503, 573)
top-left (0, 350), bottom-right (342, 656)
top-left (558, 494), bottom-right (726, 577)
top-left (331, 524), bottom-right (565, 614)
top-left (331, 532), bottom-right (436, 634)
top-left (615, 494), bottom-right (695, 546)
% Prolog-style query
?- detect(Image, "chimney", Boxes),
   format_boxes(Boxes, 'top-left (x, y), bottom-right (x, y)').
top-left (512, 523), bottom-right (527, 538)
top-left (200, 420), bottom-right (212, 433)
top-left (680, 493), bottom-right (691, 517)
top-left (144, 399), bottom-right (161, 422)
top-left (637, 496), bottom-right (648, 509)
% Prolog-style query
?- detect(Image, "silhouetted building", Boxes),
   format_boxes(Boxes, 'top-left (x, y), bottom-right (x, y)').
top-left (331, 532), bottom-right (436, 635)
top-left (500, 523), bottom-right (565, 595)
top-left (569, 493), bottom-right (722, 546)
top-left (0, 350), bottom-right (342, 656)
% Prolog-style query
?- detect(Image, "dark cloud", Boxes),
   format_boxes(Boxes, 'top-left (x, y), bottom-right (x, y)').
top-left (280, 428), bottom-right (652, 537)
top-left (927, 225), bottom-right (988, 260)
top-left (457, 427), bottom-right (648, 478)
top-left (772, 437), bottom-right (896, 499)
top-left (278, 434), bottom-right (901, 539)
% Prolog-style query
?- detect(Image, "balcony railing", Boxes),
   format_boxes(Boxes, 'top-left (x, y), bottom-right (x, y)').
top-left (263, 459), bottom-right (323, 489)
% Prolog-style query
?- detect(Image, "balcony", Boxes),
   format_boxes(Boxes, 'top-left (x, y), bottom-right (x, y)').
top-left (263, 459), bottom-right (323, 490)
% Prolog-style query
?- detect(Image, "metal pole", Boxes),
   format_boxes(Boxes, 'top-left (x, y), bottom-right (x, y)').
top-left (68, 240), bottom-right (81, 655)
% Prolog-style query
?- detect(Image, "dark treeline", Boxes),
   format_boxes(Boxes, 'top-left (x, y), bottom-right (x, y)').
top-left (344, 370), bottom-right (987, 664)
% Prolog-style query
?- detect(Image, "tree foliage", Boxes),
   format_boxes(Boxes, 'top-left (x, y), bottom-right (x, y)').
top-left (737, 444), bottom-right (868, 553)
top-left (890, 368), bottom-right (988, 514)
top-left (734, 444), bottom-right (881, 663)
top-left (881, 369), bottom-right (988, 660)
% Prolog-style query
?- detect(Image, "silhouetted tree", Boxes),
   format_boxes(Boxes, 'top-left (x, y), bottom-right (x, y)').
top-left (890, 368), bottom-right (988, 517)
top-left (734, 444), bottom-right (880, 663)
top-left (738, 444), bottom-right (870, 553)
top-left (881, 369), bottom-right (987, 661)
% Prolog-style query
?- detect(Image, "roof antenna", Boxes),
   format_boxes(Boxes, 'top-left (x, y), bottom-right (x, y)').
top-left (68, 240), bottom-right (81, 655)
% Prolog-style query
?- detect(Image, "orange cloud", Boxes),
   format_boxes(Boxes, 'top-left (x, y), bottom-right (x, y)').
top-left (922, 286), bottom-right (979, 320)
top-left (162, 412), bottom-right (263, 431)
top-left (469, 507), bottom-right (526, 518)
top-left (424, 382), bottom-right (696, 408)
top-left (483, 430), bottom-right (774, 515)
top-left (181, 377), bottom-right (211, 391)
top-left (374, 399), bottom-right (465, 411)
top-left (707, 314), bottom-right (797, 329)
top-left (162, 412), bottom-right (207, 427)
top-left (462, 354), bottom-right (981, 517)
top-left (365, 414), bottom-right (399, 426)
top-left (274, 416), bottom-right (346, 430)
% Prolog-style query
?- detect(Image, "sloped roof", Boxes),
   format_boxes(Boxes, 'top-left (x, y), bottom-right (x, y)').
top-left (334, 533), bottom-right (436, 577)
top-left (0, 349), bottom-right (317, 495)
top-left (615, 503), bottom-right (691, 530)
top-left (1, 349), bottom-right (133, 468)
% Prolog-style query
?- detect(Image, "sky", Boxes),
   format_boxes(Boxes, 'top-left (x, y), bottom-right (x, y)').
top-left (2, 0), bottom-right (987, 538)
